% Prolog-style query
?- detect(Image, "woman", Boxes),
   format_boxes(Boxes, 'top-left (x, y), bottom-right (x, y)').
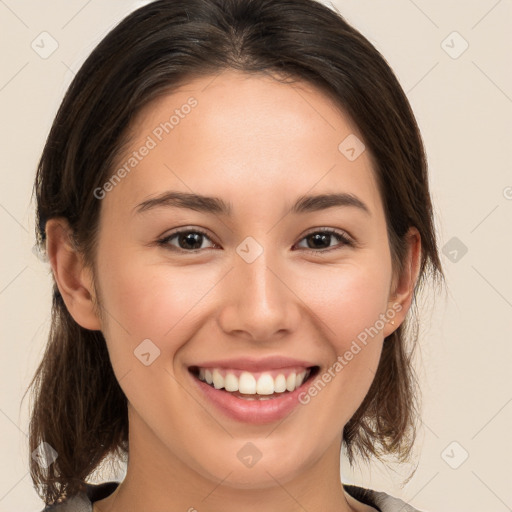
top-left (27, 0), bottom-right (444, 510)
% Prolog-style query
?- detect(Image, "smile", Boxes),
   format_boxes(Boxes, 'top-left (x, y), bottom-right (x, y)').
top-left (193, 366), bottom-right (313, 397)
top-left (188, 364), bottom-right (320, 424)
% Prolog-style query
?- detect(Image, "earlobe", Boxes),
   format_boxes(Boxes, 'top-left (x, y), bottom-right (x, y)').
top-left (383, 227), bottom-right (422, 337)
top-left (45, 218), bottom-right (102, 331)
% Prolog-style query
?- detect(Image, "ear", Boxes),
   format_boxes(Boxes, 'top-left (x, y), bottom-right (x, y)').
top-left (382, 226), bottom-right (422, 337)
top-left (45, 218), bottom-right (102, 330)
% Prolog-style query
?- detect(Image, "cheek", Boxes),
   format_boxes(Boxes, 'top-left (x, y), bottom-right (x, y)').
top-left (93, 242), bottom-right (225, 377)
top-left (93, 250), bottom-right (211, 427)
top-left (297, 261), bottom-right (392, 419)
top-left (307, 260), bottom-right (392, 345)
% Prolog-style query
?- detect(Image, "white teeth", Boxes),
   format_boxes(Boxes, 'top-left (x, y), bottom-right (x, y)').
top-left (239, 372), bottom-right (257, 394)
top-left (256, 373), bottom-right (274, 395)
top-left (212, 369), bottom-right (224, 389)
top-left (286, 373), bottom-right (296, 392)
top-left (196, 367), bottom-right (312, 395)
top-left (296, 370), bottom-right (306, 387)
top-left (224, 373), bottom-right (239, 392)
top-left (274, 374), bottom-right (287, 393)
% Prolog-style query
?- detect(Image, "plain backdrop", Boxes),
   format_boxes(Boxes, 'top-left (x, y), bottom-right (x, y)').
top-left (1, 1), bottom-right (511, 511)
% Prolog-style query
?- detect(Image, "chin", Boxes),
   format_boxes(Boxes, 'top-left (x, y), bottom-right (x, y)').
top-left (190, 452), bottom-right (307, 490)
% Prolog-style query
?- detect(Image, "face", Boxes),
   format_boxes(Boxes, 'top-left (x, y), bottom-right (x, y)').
top-left (80, 70), bottom-right (405, 488)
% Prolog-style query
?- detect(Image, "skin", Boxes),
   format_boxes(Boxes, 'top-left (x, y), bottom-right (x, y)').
top-left (46, 69), bottom-right (421, 512)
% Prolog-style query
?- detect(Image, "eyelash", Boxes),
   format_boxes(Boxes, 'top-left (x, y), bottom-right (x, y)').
top-left (156, 227), bottom-right (354, 255)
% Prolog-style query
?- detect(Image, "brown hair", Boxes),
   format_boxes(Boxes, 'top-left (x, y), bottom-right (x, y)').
top-left (25, 0), bottom-right (444, 505)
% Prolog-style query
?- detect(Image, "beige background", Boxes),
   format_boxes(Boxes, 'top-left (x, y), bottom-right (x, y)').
top-left (1, 1), bottom-right (511, 511)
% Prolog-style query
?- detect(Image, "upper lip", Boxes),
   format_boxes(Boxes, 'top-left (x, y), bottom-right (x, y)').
top-left (189, 356), bottom-right (318, 372)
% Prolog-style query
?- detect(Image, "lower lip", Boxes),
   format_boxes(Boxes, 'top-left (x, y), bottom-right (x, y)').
top-left (189, 370), bottom-right (314, 424)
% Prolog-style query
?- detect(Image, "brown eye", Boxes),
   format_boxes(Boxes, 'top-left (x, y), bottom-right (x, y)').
top-left (295, 229), bottom-right (353, 254)
top-left (158, 229), bottom-right (217, 252)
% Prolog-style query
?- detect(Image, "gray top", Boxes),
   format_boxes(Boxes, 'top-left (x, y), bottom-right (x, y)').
top-left (41, 481), bottom-right (424, 512)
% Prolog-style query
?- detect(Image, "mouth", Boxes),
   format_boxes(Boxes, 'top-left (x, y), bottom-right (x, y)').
top-left (188, 365), bottom-right (320, 400)
top-left (187, 363), bottom-right (321, 424)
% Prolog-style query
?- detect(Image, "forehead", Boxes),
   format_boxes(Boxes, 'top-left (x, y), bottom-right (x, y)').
top-left (103, 69), bottom-right (384, 223)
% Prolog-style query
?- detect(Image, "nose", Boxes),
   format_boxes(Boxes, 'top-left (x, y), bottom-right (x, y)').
top-left (217, 248), bottom-right (301, 343)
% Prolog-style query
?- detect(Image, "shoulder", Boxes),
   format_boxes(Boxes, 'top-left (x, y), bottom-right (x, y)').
top-left (344, 484), bottom-right (426, 512)
top-left (40, 482), bottom-right (120, 512)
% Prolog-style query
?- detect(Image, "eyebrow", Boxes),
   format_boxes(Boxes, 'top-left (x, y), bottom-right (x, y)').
top-left (134, 191), bottom-right (371, 216)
